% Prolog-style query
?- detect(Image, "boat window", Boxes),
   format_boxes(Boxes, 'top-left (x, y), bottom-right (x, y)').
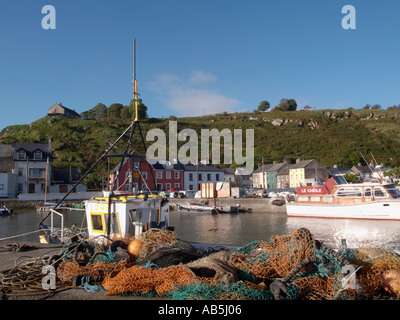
top-left (336, 187), bottom-right (362, 197)
top-left (90, 214), bottom-right (103, 232)
top-left (374, 187), bottom-right (388, 198)
top-left (322, 196), bottom-right (333, 202)
top-left (310, 196), bottom-right (320, 202)
top-left (364, 187), bottom-right (372, 197)
top-left (385, 187), bottom-right (400, 199)
top-left (297, 196), bottom-right (308, 202)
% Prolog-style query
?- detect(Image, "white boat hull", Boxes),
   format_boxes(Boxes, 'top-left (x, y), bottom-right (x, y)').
top-left (286, 199), bottom-right (400, 220)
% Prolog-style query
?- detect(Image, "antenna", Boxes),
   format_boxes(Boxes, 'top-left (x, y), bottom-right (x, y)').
top-left (132, 38), bottom-right (140, 121)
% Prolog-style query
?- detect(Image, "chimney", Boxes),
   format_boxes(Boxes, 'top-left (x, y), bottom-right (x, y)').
top-left (296, 158), bottom-right (302, 164)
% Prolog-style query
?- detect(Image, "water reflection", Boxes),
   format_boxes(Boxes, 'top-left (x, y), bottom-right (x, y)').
top-left (1, 209), bottom-right (399, 252)
top-left (170, 210), bottom-right (400, 251)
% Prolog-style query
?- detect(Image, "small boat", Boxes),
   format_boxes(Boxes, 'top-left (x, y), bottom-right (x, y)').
top-left (0, 208), bottom-right (13, 216)
top-left (286, 176), bottom-right (400, 220)
top-left (176, 202), bottom-right (219, 214)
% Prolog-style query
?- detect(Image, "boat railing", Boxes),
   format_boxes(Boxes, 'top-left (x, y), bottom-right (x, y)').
top-left (50, 209), bottom-right (65, 243)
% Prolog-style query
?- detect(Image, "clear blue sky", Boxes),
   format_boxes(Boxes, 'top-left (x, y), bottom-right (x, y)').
top-left (1, 0), bottom-right (399, 131)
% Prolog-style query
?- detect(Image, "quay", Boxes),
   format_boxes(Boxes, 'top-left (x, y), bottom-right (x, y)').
top-left (169, 197), bottom-right (286, 213)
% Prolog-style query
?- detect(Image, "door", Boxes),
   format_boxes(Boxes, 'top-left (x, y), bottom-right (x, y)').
top-left (29, 183), bottom-right (35, 193)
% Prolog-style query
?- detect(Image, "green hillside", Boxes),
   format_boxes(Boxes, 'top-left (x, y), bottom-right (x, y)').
top-left (1, 108), bottom-right (400, 188)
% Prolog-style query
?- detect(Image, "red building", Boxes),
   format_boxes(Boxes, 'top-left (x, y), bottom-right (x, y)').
top-left (109, 153), bottom-right (185, 193)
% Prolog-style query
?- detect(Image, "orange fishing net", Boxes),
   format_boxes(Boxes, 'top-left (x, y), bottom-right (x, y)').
top-left (229, 227), bottom-right (317, 279)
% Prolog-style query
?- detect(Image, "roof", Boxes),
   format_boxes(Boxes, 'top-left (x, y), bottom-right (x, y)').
top-left (252, 164), bottom-right (274, 174)
top-left (48, 103), bottom-right (81, 118)
top-left (13, 143), bottom-right (52, 160)
top-left (51, 168), bottom-right (81, 184)
top-left (351, 165), bottom-right (373, 174)
top-left (184, 164), bottom-right (224, 172)
top-left (290, 159), bottom-right (325, 169)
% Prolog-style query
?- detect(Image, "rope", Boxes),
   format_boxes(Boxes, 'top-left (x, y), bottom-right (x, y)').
top-left (0, 229), bottom-right (41, 241)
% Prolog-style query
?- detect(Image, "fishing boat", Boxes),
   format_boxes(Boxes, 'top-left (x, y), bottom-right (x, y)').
top-left (176, 202), bottom-right (219, 214)
top-left (286, 176), bottom-right (400, 220)
top-left (38, 39), bottom-right (172, 244)
top-left (176, 201), bottom-right (241, 214)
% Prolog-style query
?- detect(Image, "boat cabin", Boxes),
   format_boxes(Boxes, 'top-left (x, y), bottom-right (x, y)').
top-left (295, 176), bottom-right (400, 205)
top-left (85, 195), bottom-right (170, 240)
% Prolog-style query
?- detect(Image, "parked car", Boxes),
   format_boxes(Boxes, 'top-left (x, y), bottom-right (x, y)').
top-left (166, 188), bottom-right (186, 198)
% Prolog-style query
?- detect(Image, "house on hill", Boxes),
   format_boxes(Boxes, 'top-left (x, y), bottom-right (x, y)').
top-left (47, 103), bottom-right (81, 119)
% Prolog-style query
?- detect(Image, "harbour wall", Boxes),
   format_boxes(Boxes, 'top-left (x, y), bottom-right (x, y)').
top-left (168, 198), bottom-right (287, 213)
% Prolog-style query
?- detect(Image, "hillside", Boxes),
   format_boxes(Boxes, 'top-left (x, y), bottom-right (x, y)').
top-left (1, 108), bottom-right (400, 188)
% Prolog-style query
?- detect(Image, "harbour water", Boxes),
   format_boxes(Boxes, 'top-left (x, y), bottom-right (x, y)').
top-left (1, 209), bottom-right (400, 252)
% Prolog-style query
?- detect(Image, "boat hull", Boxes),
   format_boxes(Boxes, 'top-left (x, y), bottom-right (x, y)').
top-left (286, 199), bottom-right (400, 220)
top-left (176, 204), bottom-right (218, 214)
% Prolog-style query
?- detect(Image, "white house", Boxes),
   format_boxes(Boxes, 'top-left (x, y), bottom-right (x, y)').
top-left (13, 142), bottom-right (52, 195)
top-left (183, 163), bottom-right (225, 191)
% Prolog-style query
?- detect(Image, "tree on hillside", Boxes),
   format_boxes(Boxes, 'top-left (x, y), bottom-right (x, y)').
top-left (128, 98), bottom-right (148, 119)
top-left (257, 100), bottom-right (270, 112)
top-left (275, 98), bottom-right (297, 111)
top-left (362, 104), bottom-right (371, 110)
top-left (108, 103), bottom-right (124, 118)
top-left (93, 103), bottom-right (107, 119)
top-left (81, 109), bottom-right (96, 120)
top-left (371, 104), bottom-right (381, 110)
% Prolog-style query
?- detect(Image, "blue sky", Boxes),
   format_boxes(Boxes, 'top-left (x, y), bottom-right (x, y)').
top-left (0, 1), bottom-right (399, 131)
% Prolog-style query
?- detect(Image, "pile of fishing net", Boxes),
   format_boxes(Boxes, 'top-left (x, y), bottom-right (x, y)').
top-left (54, 228), bottom-right (400, 300)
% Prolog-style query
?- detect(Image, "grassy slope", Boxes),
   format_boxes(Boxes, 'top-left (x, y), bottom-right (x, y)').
top-left (1, 108), bottom-right (400, 187)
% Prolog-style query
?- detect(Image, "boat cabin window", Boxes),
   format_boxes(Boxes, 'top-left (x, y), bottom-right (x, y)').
top-left (374, 187), bottom-right (388, 198)
top-left (364, 187), bottom-right (372, 197)
top-left (322, 196), bottom-right (333, 202)
top-left (297, 196), bottom-right (308, 202)
top-left (335, 187), bottom-right (362, 197)
top-left (310, 196), bottom-right (320, 202)
top-left (91, 214), bottom-right (104, 232)
top-left (385, 187), bottom-right (400, 199)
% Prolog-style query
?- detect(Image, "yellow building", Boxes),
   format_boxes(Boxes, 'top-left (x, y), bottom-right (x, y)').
top-left (289, 159), bottom-right (328, 187)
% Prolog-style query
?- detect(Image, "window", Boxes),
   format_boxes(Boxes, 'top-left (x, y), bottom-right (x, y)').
top-left (157, 171), bottom-right (163, 179)
top-left (189, 173), bottom-right (193, 181)
top-left (17, 183), bottom-right (23, 192)
top-left (134, 162), bottom-right (139, 169)
top-left (34, 151), bottom-right (42, 160)
top-left (166, 171), bottom-right (171, 179)
top-left (174, 172), bottom-right (179, 179)
top-left (174, 183), bottom-right (180, 189)
top-left (166, 183), bottom-right (171, 190)
top-left (18, 168), bottom-right (23, 176)
top-left (207, 173), bottom-right (211, 181)
top-left (298, 196), bottom-right (308, 202)
top-left (336, 187), bottom-right (362, 197)
top-left (310, 196), bottom-right (320, 202)
top-left (18, 151), bottom-right (25, 159)
top-left (323, 196), bottom-right (333, 202)
top-left (157, 183), bottom-right (163, 191)
top-left (0, 184), bottom-right (4, 191)
top-left (40, 183), bottom-right (46, 192)
top-left (364, 187), bottom-right (372, 197)
top-left (216, 174), bottom-right (220, 181)
top-left (189, 184), bottom-right (193, 191)
top-left (198, 173), bottom-right (203, 181)
top-left (374, 187), bottom-right (388, 198)
top-left (126, 183), bottom-right (132, 191)
top-left (142, 172), bottom-right (147, 180)
top-left (29, 168), bottom-right (46, 178)
top-left (91, 214), bottom-right (104, 232)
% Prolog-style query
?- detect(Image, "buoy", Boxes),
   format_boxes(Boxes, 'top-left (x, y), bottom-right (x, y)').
top-left (128, 239), bottom-right (144, 261)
